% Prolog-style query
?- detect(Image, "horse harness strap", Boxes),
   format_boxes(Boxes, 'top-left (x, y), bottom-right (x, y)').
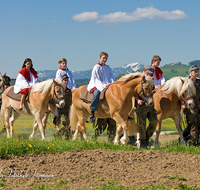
top-left (137, 81), bottom-right (153, 101)
top-left (53, 85), bottom-right (65, 103)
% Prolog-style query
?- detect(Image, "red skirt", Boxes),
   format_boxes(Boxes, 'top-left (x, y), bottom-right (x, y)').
top-left (20, 88), bottom-right (30, 95)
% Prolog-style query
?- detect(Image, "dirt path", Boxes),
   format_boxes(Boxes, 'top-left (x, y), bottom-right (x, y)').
top-left (0, 135), bottom-right (199, 189)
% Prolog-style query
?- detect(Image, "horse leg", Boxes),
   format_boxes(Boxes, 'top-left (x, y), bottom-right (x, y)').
top-left (114, 124), bottom-right (123, 144)
top-left (29, 120), bottom-right (38, 140)
top-left (4, 107), bottom-right (12, 138)
top-left (154, 115), bottom-right (162, 147)
top-left (72, 122), bottom-right (80, 141)
top-left (79, 122), bottom-right (88, 141)
top-left (154, 119), bottom-right (162, 147)
top-left (120, 123), bottom-right (129, 145)
top-left (174, 114), bottom-right (184, 145)
top-left (9, 111), bottom-right (20, 138)
top-left (34, 112), bottom-right (46, 140)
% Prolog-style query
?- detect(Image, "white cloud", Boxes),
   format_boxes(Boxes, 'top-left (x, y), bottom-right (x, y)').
top-left (73, 7), bottom-right (188, 24)
top-left (72, 12), bottom-right (99, 22)
top-left (51, 20), bottom-right (57, 23)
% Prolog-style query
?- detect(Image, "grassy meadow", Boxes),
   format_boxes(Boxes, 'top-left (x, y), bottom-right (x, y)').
top-left (0, 111), bottom-right (196, 158)
top-left (1, 114), bottom-right (200, 190)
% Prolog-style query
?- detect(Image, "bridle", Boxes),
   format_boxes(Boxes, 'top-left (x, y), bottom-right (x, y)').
top-left (52, 84), bottom-right (65, 103)
top-left (180, 90), bottom-right (193, 105)
top-left (137, 80), bottom-right (153, 104)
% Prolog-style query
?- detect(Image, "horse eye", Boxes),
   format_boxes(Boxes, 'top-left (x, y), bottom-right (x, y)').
top-left (144, 88), bottom-right (148, 90)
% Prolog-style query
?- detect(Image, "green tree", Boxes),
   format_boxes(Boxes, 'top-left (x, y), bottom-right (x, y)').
top-left (188, 60), bottom-right (200, 67)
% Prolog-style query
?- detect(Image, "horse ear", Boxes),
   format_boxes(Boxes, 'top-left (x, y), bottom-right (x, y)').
top-left (3, 73), bottom-right (6, 77)
top-left (142, 75), bottom-right (146, 83)
top-left (53, 79), bottom-right (58, 85)
top-left (180, 78), bottom-right (184, 84)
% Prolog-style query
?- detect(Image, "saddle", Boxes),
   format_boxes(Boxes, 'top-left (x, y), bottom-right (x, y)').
top-left (6, 86), bottom-right (29, 102)
top-left (79, 86), bottom-right (107, 103)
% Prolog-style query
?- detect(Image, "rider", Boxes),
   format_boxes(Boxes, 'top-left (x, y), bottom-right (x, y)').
top-left (182, 65), bottom-right (200, 146)
top-left (87, 52), bottom-right (116, 123)
top-left (55, 58), bottom-right (77, 89)
top-left (54, 58), bottom-right (76, 124)
top-left (14, 58), bottom-right (39, 111)
top-left (150, 55), bottom-right (165, 89)
top-left (135, 65), bottom-right (157, 148)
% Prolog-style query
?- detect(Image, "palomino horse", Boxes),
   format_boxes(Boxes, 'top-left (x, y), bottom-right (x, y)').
top-left (1, 79), bottom-right (65, 140)
top-left (128, 76), bottom-right (196, 147)
top-left (69, 72), bottom-right (154, 145)
top-left (154, 77), bottom-right (195, 146)
top-left (0, 73), bottom-right (11, 108)
top-left (0, 75), bottom-right (4, 108)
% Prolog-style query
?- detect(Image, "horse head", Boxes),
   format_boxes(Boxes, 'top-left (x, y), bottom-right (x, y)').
top-left (51, 79), bottom-right (66, 108)
top-left (137, 75), bottom-right (154, 106)
top-left (180, 78), bottom-right (196, 109)
top-left (0, 75), bottom-right (4, 94)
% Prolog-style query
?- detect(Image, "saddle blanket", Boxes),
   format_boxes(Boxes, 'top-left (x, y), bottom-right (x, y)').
top-left (79, 86), bottom-right (107, 103)
top-left (6, 86), bottom-right (29, 102)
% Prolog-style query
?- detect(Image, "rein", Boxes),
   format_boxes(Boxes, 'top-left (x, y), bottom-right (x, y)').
top-left (52, 85), bottom-right (65, 103)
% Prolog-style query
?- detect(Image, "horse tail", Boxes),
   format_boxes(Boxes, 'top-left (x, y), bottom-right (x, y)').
top-left (69, 104), bottom-right (79, 131)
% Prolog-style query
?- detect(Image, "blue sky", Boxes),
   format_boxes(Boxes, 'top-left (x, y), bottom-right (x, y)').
top-left (0, 0), bottom-right (200, 78)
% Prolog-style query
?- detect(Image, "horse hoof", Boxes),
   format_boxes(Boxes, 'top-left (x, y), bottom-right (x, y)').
top-left (120, 138), bottom-right (128, 145)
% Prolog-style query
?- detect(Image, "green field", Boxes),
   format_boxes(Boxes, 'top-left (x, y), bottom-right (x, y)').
top-left (160, 64), bottom-right (190, 80)
top-left (0, 114), bottom-right (199, 190)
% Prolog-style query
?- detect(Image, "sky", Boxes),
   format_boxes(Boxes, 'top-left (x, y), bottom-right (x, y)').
top-left (0, 0), bottom-right (200, 78)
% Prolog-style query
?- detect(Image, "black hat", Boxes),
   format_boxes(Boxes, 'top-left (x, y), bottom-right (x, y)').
top-left (144, 65), bottom-right (154, 74)
top-left (61, 74), bottom-right (69, 80)
top-left (189, 65), bottom-right (199, 72)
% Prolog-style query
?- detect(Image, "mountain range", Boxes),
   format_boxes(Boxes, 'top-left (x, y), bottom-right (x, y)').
top-left (37, 62), bottom-right (144, 80)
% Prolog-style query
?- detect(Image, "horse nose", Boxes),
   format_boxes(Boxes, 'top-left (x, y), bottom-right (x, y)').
top-left (59, 101), bottom-right (65, 108)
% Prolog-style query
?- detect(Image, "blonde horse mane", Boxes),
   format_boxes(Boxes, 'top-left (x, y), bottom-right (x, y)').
top-left (0, 75), bottom-right (4, 86)
top-left (31, 79), bottom-right (65, 94)
top-left (161, 77), bottom-right (196, 98)
top-left (117, 72), bottom-right (154, 87)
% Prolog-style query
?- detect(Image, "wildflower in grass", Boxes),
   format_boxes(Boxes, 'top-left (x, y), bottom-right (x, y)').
top-left (29, 144), bottom-right (32, 148)
top-left (48, 147), bottom-right (50, 149)
top-left (198, 178), bottom-right (200, 180)
top-left (52, 144), bottom-right (54, 146)
top-left (196, 147), bottom-right (198, 149)
top-left (171, 188), bottom-right (175, 190)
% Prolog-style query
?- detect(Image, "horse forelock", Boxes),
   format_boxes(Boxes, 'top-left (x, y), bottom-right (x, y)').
top-left (31, 79), bottom-right (54, 93)
top-left (180, 78), bottom-right (196, 97)
top-left (161, 77), bottom-right (196, 97)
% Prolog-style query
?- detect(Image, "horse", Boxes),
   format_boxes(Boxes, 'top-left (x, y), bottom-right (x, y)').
top-left (0, 75), bottom-right (4, 108)
top-left (154, 77), bottom-right (195, 146)
top-left (0, 73), bottom-right (11, 108)
top-left (127, 76), bottom-right (196, 147)
top-left (1, 79), bottom-right (66, 140)
top-left (69, 72), bottom-right (154, 145)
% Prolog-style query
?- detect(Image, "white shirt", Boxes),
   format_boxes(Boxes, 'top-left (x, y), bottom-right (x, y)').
top-left (14, 72), bottom-right (39, 93)
top-left (153, 72), bottom-right (165, 86)
top-left (55, 69), bottom-right (77, 90)
top-left (87, 64), bottom-right (116, 92)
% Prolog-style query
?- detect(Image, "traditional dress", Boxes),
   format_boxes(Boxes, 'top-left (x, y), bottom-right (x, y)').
top-left (87, 62), bottom-right (116, 112)
top-left (14, 68), bottom-right (38, 94)
top-left (87, 63), bottom-right (116, 92)
top-left (150, 66), bottom-right (165, 86)
top-left (55, 68), bottom-right (76, 90)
